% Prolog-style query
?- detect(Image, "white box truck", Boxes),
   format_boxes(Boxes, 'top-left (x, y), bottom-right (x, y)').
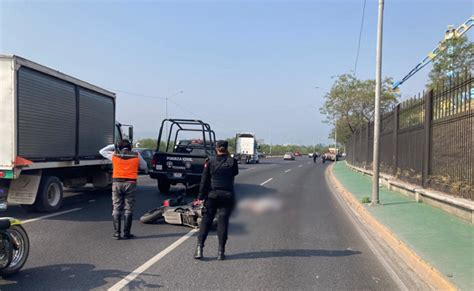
top-left (234, 133), bottom-right (259, 164)
top-left (0, 55), bottom-right (132, 212)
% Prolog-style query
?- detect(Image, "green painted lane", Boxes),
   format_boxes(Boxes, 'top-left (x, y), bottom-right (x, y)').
top-left (333, 162), bottom-right (474, 290)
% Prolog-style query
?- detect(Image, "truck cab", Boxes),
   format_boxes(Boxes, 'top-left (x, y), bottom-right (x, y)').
top-left (234, 133), bottom-right (260, 164)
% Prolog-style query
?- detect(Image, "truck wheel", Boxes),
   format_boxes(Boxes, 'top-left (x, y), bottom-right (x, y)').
top-left (157, 179), bottom-right (170, 193)
top-left (35, 176), bottom-right (63, 212)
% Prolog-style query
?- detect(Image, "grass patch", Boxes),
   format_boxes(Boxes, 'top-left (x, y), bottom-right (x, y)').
top-left (361, 196), bottom-right (371, 204)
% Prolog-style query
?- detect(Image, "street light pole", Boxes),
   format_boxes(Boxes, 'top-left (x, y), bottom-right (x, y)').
top-left (371, 0), bottom-right (384, 205)
top-left (270, 130), bottom-right (272, 156)
top-left (164, 90), bottom-right (183, 140)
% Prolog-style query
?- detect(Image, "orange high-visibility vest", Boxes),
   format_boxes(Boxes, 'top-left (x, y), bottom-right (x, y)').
top-left (112, 152), bottom-right (139, 180)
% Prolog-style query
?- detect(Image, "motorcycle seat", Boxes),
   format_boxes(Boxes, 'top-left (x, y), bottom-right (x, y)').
top-left (0, 219), bottom-right (11, 230)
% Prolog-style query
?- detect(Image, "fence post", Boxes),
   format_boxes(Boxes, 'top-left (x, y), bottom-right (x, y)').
top-left (422, 90), bottom-right (433, 187)
top-left (393, 104), bottom-right (399, 175)
top-left (366, 121), bottom-right (370, 168)
top-left (352, 129), bottom-right (359, 166)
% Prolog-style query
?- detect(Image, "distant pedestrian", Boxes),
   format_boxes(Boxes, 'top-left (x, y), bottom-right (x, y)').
top-left (313, 153), bottom-right (318, 163)
top-left (195, 140), bottom-right (239, 260)
top-left (321, 154), bottom-right (326, 164)
top-left (100, 140), bottom-right (148, 240)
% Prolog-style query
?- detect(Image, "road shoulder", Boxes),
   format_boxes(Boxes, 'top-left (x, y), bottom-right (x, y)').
top-left (326, 163), bottom-right (456, 291)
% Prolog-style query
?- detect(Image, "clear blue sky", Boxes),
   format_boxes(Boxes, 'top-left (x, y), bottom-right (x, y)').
top-left (1, 0), bottom-right (472, 145)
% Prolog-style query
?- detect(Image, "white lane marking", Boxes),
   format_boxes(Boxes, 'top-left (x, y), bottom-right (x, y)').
top-left (22, 208), bottom-right (82, 224)
top-left (108, 229), bottom-right (198, 291)
top-left (284, 169), bottom-right (292, 173)
top-left (298, 165), bottom-right (303, 168)
top-left (260, 178), bottom-right (273, 186)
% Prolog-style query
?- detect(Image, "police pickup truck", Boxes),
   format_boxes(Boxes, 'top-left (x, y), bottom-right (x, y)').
top-left (149, 119), bottom-right (216, 193)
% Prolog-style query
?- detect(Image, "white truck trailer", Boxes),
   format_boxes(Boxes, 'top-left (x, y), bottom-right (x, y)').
top-left (0, 55), bottom-right (132, 212)
top-left (234, 133), bottom-right (259, 164)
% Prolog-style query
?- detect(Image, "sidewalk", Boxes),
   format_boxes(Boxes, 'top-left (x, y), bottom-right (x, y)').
top-left (332, 162), bottom-right (474, 290)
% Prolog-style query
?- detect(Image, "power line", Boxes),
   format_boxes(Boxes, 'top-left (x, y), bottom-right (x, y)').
top-left (167, 99), bottom-right (227, 130)
top-left (109, 88), bottom-right (167, 100)
top-left (109, 87), bottom-right (227, 131)
top-left (354, 0), bottom-right (367, 76)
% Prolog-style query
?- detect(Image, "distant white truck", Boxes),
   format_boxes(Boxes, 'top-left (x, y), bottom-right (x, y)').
top-left (0, 55), bottom-right (132, 212)
top-left (234, 133), bottom-right (259, 164)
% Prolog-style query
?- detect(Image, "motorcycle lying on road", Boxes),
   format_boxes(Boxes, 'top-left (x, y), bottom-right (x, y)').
top-left (0, 203), bottom-right (30, 277)
top-left (140, 195), bottom-right (216, 228)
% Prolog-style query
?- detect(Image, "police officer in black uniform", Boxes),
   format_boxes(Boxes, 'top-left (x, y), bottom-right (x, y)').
top-left (194, 140), bottom-right (239, 260)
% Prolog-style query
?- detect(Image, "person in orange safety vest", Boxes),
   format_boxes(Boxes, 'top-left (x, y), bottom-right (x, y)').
top-left (100, 140), bottom-right (148, 240)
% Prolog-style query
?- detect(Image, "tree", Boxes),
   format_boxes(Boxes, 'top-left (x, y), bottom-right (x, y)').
top-left (320, 74), bottom-right (398, 144)
top-left (225, 137), bottom-right (236, 154)
top-left (135, 138), bottom-right (157, 149)
top-left (428, 35), bottom-right (473, 89)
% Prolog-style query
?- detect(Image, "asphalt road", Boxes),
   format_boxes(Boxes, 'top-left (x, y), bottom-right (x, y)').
top-left (0, 158), bottom-right (403, 290)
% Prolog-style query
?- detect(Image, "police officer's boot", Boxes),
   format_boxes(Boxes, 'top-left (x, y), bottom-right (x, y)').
top-left (194, 243), bottom-right (203, 260)
top-left (123, 214), bottom-right (135, 239)
top-left (113, 215), bottom-right (121, 240)
top-left (217, 246), bottom-right (225, 260)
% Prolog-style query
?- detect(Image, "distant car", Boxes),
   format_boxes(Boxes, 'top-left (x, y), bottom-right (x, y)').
top-left (283, 152), bottom-right (295, 160)
top-left (133, 148), bottom-right (154, 171)
top-left (294, 151), bottom-right (301, 157)
top-left (308, 153), bottom-right (314, 158)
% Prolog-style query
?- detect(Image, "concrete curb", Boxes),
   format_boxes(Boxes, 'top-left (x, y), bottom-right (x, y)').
top-left (327, 163), bottom-right (457, 290)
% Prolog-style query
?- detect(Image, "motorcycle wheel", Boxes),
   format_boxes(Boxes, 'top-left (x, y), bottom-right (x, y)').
top-left (0, 225), bottom-right (29, 277)
top-left (0, 233), bottom-right (13, 270)
top-left (140, 207), bottom-right (165, 224)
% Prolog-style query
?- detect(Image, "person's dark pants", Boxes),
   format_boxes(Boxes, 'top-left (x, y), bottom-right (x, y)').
top-left (198, 195), bottom-right (235, 249)
top-left (112, 182), bottom-right (136, 216)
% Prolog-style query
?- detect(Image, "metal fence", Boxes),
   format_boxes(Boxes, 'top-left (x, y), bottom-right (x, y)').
top-left (346, 71), bottom-right (473, 200)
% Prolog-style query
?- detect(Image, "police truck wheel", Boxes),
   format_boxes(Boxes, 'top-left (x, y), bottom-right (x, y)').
top-left (34, 176), bottom-right (63, 212)
top-left (157, 179), bottom-right (170, 193)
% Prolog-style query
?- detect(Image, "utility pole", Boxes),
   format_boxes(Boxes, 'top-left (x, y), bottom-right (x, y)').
top-left (371, 0), bottom-right (384, 205)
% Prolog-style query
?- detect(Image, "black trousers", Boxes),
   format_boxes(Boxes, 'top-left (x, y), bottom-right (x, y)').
top-left (198, 195), bottom-right (235, 249)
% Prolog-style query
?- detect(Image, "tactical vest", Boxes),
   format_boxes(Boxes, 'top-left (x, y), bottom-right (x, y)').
top-left (112, 151), bottom-right (139, 180)
top-left (209, 156), bottom-right (235, 192)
